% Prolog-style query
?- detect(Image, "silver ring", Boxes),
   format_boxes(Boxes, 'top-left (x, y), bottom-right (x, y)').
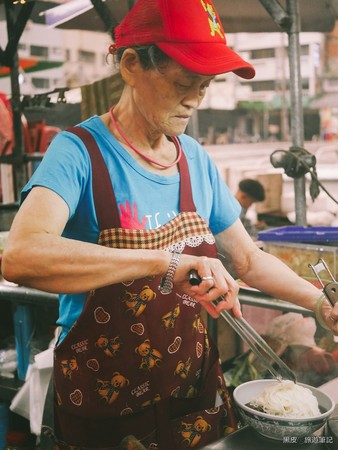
top-left (201, 276), bottom-right (214, 281)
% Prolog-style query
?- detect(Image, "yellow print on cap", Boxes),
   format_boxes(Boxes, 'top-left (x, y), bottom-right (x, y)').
top-left (200, 0), bottom-right (224, 39)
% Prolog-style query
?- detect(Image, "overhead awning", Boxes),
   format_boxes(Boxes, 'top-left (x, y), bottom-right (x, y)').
top-left (237, 100), bottom-right (267, 111)
top-left (41, 0), bottom-right (338, 33)
top-left (238, 96), bottom-right (315, 111)
top-left (269, 94), bottom-right (314, 109)
top-left (0, 58), bottom-right (63, 77)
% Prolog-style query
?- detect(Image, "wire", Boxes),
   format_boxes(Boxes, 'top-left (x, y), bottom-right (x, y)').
top-left (271, 149), bottom-right (338, 206)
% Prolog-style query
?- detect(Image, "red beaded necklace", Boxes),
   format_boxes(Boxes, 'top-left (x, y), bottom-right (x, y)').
top-left (109, 106), bottom-right (182, 169)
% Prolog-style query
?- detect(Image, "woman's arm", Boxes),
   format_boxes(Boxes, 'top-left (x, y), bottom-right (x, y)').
top-left (215, 219), bottom-right (338, 334)
top-left (2, 186), bottom-right (172, 293)
top-left (2, 186), bottom-right (240, 318)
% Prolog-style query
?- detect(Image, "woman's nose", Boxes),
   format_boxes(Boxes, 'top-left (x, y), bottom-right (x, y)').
top-left (182, 85), bottom-right (205, 108)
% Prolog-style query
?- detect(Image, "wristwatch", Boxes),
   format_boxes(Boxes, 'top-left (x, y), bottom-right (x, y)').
top-left (159, 252), bottom-right (181, 294)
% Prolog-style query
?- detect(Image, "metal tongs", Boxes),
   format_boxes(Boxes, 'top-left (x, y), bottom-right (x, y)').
top-left (189, 270), bottom-right (297, 383)
top-left (308, 258), bottom-right (338, 307)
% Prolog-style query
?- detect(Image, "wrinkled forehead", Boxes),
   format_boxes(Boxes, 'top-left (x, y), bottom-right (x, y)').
top-left (159, 59), bottom-right (215, 83)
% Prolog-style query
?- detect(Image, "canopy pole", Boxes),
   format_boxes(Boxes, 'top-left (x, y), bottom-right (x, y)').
top-left (259, 0), bottom-right (307, 226)
top-left (4, 1), bottom-right (30, 200)
top-left (286, 0), bottom-right (307, 225)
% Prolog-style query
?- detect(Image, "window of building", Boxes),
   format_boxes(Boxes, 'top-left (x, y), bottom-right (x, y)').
top-left (65, 49), bottom-right (71, 62)
top-left (78, 50), bottom-right (96, 64)
top-left (244, 78), bottom-right (309, 92)
top-left (18, 43), bottom-right (26, 51)
top-left (250, 48), bottom-right (275, 59)
top-left (52, 47), bottom-right (63, 56)
top-left (245, 80), bottom-right (276, 91)
top-left (326, 79), bottom-right (338, 89)
top-left (300, 45), bottom-right (309, 56)
top-left (32, 78), bottom-right (50, 89)
top-left (30, 45), bottom-right (49, 58)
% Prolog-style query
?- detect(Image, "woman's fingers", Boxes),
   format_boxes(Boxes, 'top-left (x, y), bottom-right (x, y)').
top-left (231, 297), bottom-right (242, 318)
top-left (321, 300), bottom-right (338, 335)
top-left (174, 255), bottom-right (242, 317)
top-left (199, 300), bottom-right (219, 319)
top-left (193, 270), bottom-right (241, 317)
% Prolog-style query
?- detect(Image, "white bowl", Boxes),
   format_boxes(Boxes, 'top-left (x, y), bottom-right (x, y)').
top-left (233, 379), bottom-right (335, 440)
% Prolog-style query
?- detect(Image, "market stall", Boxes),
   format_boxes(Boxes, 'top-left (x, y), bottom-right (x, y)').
top-left (1, 1), bottom-right (338, 448)
top-left (1, 0), bottom-right (338, 224)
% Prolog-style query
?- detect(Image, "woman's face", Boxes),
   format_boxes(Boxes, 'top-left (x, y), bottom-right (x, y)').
top-left (131, 58), bottom-right (214, 136)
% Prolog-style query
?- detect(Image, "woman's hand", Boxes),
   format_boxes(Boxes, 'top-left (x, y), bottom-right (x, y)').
top-left (173, 255), bottom-right (241, 319)
top-left (321, 298), bottom-right (338, 336)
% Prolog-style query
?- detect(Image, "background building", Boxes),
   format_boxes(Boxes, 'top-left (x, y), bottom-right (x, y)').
top-left (199, 30), bottom-right (334, 144)
top-left (0, 4), bottom-right (338, 142)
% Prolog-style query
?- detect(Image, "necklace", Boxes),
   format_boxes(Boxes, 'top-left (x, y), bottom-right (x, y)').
top-left (109, 106), bottom-right (182, 169)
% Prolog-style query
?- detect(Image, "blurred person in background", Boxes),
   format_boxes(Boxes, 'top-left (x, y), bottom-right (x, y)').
top-left (235, 178), bottom-right (265, 237)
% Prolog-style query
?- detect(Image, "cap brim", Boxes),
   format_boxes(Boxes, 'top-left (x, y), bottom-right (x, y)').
top-left (157, 42), bottom-right (255, 79)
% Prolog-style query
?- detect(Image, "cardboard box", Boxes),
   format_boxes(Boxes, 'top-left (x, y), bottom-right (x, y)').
top-left (255, 173), bottom-right (283, 214)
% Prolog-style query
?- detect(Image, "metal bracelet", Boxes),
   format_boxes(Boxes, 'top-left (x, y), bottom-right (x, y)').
top-left (159, 252), bottom-right (181, 294)
top-left (315, 293), bottom-right (331, 330)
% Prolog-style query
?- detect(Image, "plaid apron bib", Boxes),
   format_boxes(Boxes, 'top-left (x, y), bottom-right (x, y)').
top-left (53, 127), bottom-right (237, 449)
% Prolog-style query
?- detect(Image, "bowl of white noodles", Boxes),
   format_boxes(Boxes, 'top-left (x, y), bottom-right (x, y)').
top-left (233, 379), bottom-right (335, 440)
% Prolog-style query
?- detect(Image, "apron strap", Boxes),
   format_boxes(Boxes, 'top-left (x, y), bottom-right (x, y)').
top-left (175, 136), bottom-right (196, 213)
top-left (66, 128), bottom-right (196, 230)
top-left (67, 126), bottom-right (121, 230)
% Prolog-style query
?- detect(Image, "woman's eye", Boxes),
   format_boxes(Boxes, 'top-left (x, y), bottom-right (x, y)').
top-left (201, 82), bottom-right (211, 90)
top-left (177, 83), bottom-right (191, 89)
top-left (198, 85), bottom-right (208, 95)
top-left (176, 79), bottom-right (212, 93)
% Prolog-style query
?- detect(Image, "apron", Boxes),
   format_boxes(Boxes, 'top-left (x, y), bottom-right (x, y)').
top-left (53, 127), bottom-right (238, 450)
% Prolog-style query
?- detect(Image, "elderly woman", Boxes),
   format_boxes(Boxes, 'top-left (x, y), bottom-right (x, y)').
top-left (2, 0), bottom-right (338, 448)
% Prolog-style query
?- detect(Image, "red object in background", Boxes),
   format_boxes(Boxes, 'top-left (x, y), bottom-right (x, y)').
top-left (298, 347), bottom-right (336, 374)
top-left (38, 125), bottom-right (61, 153)
top-left (23, 120), bottom-right (61, 154)
top-left (332, 348), bottom-right (338, 363)
top-left (0, 91), bottom-right (60, 156)
top-left (0, 92), bottom-right (14, 156)
top-left (0, 93), bottom-right (12, 112)
top-left (0, 58), bottom-right (39, 78)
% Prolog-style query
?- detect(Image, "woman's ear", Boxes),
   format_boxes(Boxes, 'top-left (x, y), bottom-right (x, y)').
top-left (119, 49), bottom-right (142, 86)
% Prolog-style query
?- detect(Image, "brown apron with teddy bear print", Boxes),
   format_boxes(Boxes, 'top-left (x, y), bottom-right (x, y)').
top-left (53, 127), bottom-right (238, 449)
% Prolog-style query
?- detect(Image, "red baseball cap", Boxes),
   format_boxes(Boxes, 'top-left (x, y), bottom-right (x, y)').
top-left (114, 0), bottom-right (255, 79)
